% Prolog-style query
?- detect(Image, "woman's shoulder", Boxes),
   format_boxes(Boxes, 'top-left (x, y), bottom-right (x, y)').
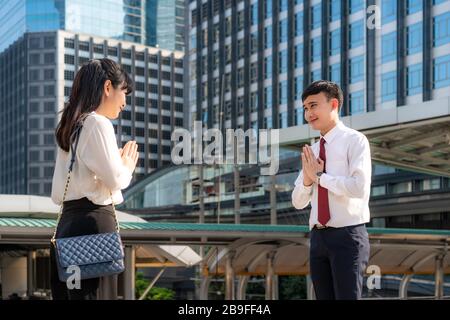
top-left (83, 112), bottom-right (113, 133)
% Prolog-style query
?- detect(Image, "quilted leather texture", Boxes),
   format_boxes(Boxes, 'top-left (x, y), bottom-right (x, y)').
top-left (55, 232), bottom-right (125, 281)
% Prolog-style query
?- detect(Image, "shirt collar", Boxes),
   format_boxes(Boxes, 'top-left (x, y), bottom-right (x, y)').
top-left (320, 121), bottom-right (344, 145)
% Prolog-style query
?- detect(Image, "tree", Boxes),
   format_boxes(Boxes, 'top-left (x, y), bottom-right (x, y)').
top-left (135, 272), bottom-right (175, 300)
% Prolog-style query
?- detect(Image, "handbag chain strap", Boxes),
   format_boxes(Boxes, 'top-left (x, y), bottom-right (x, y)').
top-left (51, 118), bottom-right (120, 245)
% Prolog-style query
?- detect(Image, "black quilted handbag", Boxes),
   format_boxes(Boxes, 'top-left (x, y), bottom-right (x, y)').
top-left (51, 120), bottom-right (125, 282)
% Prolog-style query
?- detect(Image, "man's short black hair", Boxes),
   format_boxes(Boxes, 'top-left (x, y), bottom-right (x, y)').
top-left (301, 80), bottom-right (343, 110)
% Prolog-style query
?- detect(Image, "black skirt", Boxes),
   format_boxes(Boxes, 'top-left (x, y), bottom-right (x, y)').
top-left (50, 197), bottom-right (119, 300)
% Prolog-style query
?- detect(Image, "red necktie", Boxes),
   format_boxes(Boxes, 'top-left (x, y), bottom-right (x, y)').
top-left (318, 138), bottom-right (330, 226)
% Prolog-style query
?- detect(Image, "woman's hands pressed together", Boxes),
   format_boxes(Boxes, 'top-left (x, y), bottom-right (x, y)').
top-left (119, 140), bottom-right (139, 173)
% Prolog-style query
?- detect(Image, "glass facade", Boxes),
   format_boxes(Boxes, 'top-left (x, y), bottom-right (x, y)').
top-left (0, 0), bottom-right (185, 53)
top-left (0, 0), bottom-right (145, 52)
top-left (146, 0), bottom-right (185, 51)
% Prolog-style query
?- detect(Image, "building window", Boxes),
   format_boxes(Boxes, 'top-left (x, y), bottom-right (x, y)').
top-left (407, 22), bottom-right (423, 55)
top-left (264, 86), bottom-right (272, 109)
top-left (30, 102), bottom-right (40, 113)
top-left (349, 0), bottom-right (364, 14)
top-left (265, 116), bottom-right (272, 129)
top-left (64, 86), bottom-right (71, 97)
top-left (407, 63), bottom-right (423, 96)
top-left (30, 86), bottom-right (40, 97)
top-left (311, 69), bottom-right (321, 81)
top-left (350, 90), bottom-right (364, 114)
top-left (382, 71), bottom-right (397, 102)
top-left (265, 26), bottom-right (272, 49)
top-left (64, 54), bottom-right (74, 65)
top-left (251, 92), bottom-right (258, 112)
top-left (93, 43), bottom-right (104, 54)
top-left (371, 185), bottom-right (386, 196)
top-left (30, 134), bottom-right (39, 145)
top-left (279, 0), bottom-right (288, 11)
top-left (30, 37), bottom-right (40, 49)
top-left (295, 76), bottom-right (303, 100)
top-left (330, 0), bottom-right (341, 22)
top-left (265, 0), bottom-right (272, 19)
top-left (44, 53), bottom-right (55, 64)
top-left (44, 101), bottom-right (55, 112)
top-left (279, 50), bottom-right (287, 74)
top-left (330, 29), bottom-right (341, 56)
top-left (44, 118), bottom-right (54, 129)
top-left (350, 55), bottom-right (364, 83)
top-left (421, 178), bottom-right (441, 191)
top-left (382, 0), bottom-right (397, 24)
top-left (44, 85), bottom-right (55, 96)
top-left (295, 12), bottom-right (303, 37)
top-left (237, 68), bottom-right (244, 87)
top-left (265, 56), bottom-right (272, 79)
top-left (41, 68), bottom-right (55, 84)
top-left (44, 134), bottom-right (54, 145)
top-left (108, 46), bottom-right (118, 56)
top-left (29, 70), bottom-right (39, 81)
top-left (30, 183), bottom-right (40, 194)
top-left (279, 19), bottom-right (288, 43)
top-left (434, 54), bottom-right (450, 89)
top-left (407, 0), bottom-right (422, 14)
top-left (30, 53), bottom-right (40, 65)
top-left (44, 167), bottom-right (54, 178)
top-left (329, 64), bottom-right (341, 86)
top-left (279, 112), bottom-right (287, 128)
top-left (295, 44), bottom-right (303, 68)
top-left (391, 181), bottom-right (412, 194)
top-left (251, 33), bottom-right (258, 54)
top-left (311, 4), bottom-right (321, 30)
top-left (237, 10), bottom-right (245, 30)
top-left (64, 38), bottom-right (75, 49)
top-left (251, 3), bottom-right (258, 25)
top-left (44, 150), bottom-right (54, 161)
top-left (279, 81), bottom-right (287, 105)
top-left (311, 37), bottom-right (321, 62)
top-left (251, 62), bottom-right (258, 82)
top-left (382, 32), bottom-right (397, 63)
top-left (349, 20), bottom-right (364, 49)
top-left (434, 12), bottom-right (450, 47)
top-left (295, 108), bottom-right (303, 125)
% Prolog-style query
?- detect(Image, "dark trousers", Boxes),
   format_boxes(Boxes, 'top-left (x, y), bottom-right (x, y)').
top-left (50, 197), bottom-right (119, 300)
top-left (309, 224), bottom-right (370, 300)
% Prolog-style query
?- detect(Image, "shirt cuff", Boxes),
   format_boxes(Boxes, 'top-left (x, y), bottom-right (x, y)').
top-left (298, 181), bottom-right (313, 194)
top-left (319, 173), bottom-right (332, 189)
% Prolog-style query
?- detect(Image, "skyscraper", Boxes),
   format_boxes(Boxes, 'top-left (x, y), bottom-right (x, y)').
top-left (0, 30), bottom-right (185, 195)
top-left (187, 0), bottom-right (450, 131)
top-left (146, 0), bottom-right (186, 51)
top-left (0, 0), bottom-right (147, 52)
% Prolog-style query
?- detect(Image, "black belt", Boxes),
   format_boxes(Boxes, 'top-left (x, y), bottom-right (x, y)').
top-left (313, 224), bottom-right (334, 230)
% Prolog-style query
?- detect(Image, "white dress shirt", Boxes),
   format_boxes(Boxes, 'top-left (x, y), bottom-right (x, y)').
top-left (291, 121), bottom-right (372, 230)
top-left (51, 111), bottom-right (133, 206)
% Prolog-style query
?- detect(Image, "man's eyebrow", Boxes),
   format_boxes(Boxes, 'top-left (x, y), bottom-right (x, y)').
top-left (304, 100), bottom-right (318, 106)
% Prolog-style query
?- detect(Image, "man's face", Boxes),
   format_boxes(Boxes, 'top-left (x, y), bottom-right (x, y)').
top-left (303, 92), bottom-right (338, 132)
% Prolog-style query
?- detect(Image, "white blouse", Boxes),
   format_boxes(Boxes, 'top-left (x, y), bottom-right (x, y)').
top-left (51, 111), bottom-right (133, 206)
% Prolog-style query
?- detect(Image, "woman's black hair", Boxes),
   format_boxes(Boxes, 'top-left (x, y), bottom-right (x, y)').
top-left (55, 58), bottom-right (133, 152)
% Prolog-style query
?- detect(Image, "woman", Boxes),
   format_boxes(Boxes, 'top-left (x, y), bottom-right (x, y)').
top-left (50, 58), bottom-right (138, 300)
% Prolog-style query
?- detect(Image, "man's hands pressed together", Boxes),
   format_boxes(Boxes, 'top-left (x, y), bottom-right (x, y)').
top-left (301, 145), bottom-right (325, 187)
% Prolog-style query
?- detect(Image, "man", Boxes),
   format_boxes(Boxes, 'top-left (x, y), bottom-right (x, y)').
top-left (291, 80), bottom-right (371, 300)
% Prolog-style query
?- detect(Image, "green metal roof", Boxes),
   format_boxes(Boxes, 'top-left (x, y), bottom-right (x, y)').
top-left (1, 217), bottom-right (450, 236)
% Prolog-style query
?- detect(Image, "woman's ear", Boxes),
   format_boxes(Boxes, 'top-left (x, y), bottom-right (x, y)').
top-left (104, 80), bottom-right (111, 97)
